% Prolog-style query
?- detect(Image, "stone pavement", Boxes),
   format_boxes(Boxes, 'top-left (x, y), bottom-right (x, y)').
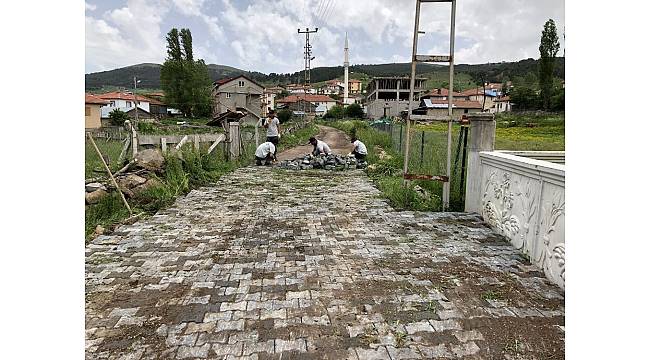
top-left (86, 167), bottom-right (565, 359)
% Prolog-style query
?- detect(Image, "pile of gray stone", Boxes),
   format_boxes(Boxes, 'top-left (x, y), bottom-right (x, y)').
top-left (276, 153), bottom-right (368, 171)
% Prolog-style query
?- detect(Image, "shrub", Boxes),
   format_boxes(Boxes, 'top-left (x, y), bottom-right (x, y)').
top-left (344, 103), bottom-right (364, 119)
top-left (277, 108), bottom-right (293, 123)
top-left (324, 105), bottom-right (344, 119)
top-left (109, 108), bottom-right (129, 126)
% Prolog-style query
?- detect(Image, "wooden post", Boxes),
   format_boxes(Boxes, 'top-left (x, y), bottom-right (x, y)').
top-left (87, 133), bottom-right (132, 216)
top-left (207, 134), bottom-right (225, 155)
top-left (229, 121), bottom-right (241, 159)
top-left (175, 135), bottom-right (189, 150)
top-left (161, 137), bottom-right (167, 153)
top-left (194, 135), bottom-right (200, 151)
top-left (130, 121), bottom-right (138, 158)
top-left (118, 136), bottom-right (131, 164)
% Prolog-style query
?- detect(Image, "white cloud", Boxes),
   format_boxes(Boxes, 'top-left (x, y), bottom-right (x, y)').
top-left (85, 0), bottom-right (565, 74)
top-left (85, 2), bottom-right (97, 11)
top-left (85, 0), bottom-right (169, 72)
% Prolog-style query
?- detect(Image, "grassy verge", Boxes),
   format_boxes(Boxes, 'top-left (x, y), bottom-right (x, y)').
top-left (85, 139), bottom-right (124, 178)
top-left (85, 145), bottom-right (244, 241)
top-left (85, 121), bottom-right (318, 241)
top-left (324, 119), bottom-right (443, 211)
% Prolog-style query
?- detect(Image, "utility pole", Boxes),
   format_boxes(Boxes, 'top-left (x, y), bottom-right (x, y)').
top-left (298, 27), bottom-right (317, 118)
top-left (133, 76), bottom-right (141, 125)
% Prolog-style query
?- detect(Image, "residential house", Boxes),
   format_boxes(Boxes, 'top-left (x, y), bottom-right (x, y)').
top-left (413, 98), bottom-right (482, 119)
top-left (366, 76), bottom-right (427, 119)
top-left (459, 88), bottom-right (498, 111)
top-left (97, 91), bottom-right (167, 118)
top-left (261, 86), bottom-right (284, 117)
top-left (348, 79), bottom-right (362, 94)
top-left (318, 80), bottom-right (343, 95)
top-left (212, 75), bottom-right (264, 125)
top-left (85, 94), bottom-right (109, 129)
top-left (286, 83), bottom-right (316, 94)
top-left (275, 94), bottom-right (338, 116)
top-left (101, 106), bottom-right (153, 125)
top-left (420, 88), bottom-right (463, 101)
top-left (493, 96), bottom-right (512, 113)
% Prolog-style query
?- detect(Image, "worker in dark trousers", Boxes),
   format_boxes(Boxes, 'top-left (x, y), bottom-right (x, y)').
top-left (349, 137), bottom-right (368, 160)
top-left (263, 109), bottom-right (281, 161)
top-left (255, 141), bottom-right (276, 166)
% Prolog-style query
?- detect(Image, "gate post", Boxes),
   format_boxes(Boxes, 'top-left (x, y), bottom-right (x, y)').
top-left (228, 121), bottom-right (241, 160)
top-left (464, 113), bottom-right (495, 213)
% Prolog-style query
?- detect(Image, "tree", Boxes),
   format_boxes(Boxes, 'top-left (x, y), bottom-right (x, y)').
top-left (277, 108), bottom-right (293, 123)
top-left (324, 105), bottom-right (344, 119)
top-left (539, 19), bottom-right (560, 110)
top-left (344, 103), bottom-right (364, 119)
top-left (276, 90), bottom-right (290, 99)
top-left (161, 28), bottom-right (212, 118)
top-left (510, 87), bottom-right (539, 111)
top-left (109, 108), bottom-right (129, 126)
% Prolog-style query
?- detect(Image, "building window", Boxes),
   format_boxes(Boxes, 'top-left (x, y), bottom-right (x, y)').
top-left (109, 101), bottom-right (115, 107)
top-left (126, 101), bottom-right (132, 107)
top-left (238, 80), bottom-right (245, 87)
top-left (85, 106), bottom-right (90, 116)
top-left (225, 93), bottom-right (231, 99)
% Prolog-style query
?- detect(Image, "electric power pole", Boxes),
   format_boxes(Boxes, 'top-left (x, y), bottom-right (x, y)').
top-left (298, 27), bottom-right (318, 117)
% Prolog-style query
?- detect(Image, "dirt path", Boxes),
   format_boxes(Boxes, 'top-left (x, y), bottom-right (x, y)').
top-left (277, 125), bottom-right (351, 161)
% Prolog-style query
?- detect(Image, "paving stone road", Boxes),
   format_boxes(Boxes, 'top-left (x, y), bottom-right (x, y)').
top-left (86, 167), bottom-right (565, 359)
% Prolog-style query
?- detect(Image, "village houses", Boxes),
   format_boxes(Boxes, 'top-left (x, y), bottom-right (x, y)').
top-left (275, 94), bottom-right (338, 116)
top-left (211, 75), bottom-right (263, 125)
top-left (85, 94), bottom-right (109, 130)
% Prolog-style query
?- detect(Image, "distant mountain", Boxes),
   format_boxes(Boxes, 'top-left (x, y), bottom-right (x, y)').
top-left (85, 58), bottom-right (564, 91)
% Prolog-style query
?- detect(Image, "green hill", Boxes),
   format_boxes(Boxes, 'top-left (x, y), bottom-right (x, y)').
top-left (85, 58), bottom-right (564, 91)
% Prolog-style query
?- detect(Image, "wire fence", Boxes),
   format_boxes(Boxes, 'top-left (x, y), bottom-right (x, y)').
top-left (372, 122), bottom-right (470, 211)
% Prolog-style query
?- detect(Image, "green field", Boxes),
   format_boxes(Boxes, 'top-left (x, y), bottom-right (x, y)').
top-left (325, 113), bottom-right (564, 212)
top-left (85, 139), bottom-right (125, 178)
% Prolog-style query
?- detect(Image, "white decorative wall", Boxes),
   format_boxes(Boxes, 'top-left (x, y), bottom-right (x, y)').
top-left (478, 151), bottom-right (565, 288)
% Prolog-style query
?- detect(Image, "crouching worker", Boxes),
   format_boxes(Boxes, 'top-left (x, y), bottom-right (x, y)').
top-left (349, 137), bottom-right (368, 160)
top-left (255, 141), bottom-right (276, 166)
top-left (309, 137), bottom-right (331, 156)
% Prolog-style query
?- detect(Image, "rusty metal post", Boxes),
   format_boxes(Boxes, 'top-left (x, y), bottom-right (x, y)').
top-left (403, 0), bottom-right (422, 184)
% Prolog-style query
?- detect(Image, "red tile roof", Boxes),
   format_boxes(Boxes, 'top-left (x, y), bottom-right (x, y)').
top-left (348, 79), bottom-right (362, 83)
top-left (426, 99), bottom-right (483, 109)
top-left (460, 88), bottom-right (496, 97)
top-left (422, 88), bottom-right (462, 97)
top-left (85, 93), bottom-right (109, 105)
top-left (276, 94), bottom-right (338, 103)
top-left (96, 91), bottom-right (164, 105)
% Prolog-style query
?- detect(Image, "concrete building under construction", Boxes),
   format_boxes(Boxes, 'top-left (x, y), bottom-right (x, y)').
top-left (366, 76), bottom-right (427, 119)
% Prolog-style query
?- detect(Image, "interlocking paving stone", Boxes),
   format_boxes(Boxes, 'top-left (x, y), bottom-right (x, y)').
top-left (86, 167), bottom-right (565, 359)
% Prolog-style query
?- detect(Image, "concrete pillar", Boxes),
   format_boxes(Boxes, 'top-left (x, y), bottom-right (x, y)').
top-left (464, 113), bottom-right (496, 213)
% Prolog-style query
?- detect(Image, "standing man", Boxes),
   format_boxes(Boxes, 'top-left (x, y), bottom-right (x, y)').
top-left (264, 109), bottom-right (281, 161)
top-left (255, 141), bottom-right (276, 166)
top-left (349, 136), bottom-right (368, 160)
top-left (309, 137), bottom-right (331, 156)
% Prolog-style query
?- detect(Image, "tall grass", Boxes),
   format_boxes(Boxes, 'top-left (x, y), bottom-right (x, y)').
top-left (325, 119), bottom-right (444, 211)
top-left (85, 146), bottom-right (239, 240)
top-left (85, 139), bottom-right (124, 178)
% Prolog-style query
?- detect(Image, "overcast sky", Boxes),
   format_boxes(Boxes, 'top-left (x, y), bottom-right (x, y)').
top-left (85, 0), bottom-right (565, 74)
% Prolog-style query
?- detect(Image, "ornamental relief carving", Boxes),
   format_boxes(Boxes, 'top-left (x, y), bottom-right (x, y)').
top-left (481, 167), bottom-right (565, 288)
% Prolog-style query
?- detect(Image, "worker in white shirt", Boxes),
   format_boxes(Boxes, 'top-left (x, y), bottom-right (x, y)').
top-left (349, 137), bottom-right (368, 160)
top-left (263, 109), bottom-right (281, 161)
top-left (309, 137), bottom-right (331, 156)
top-left (254, 141), bottom-right (276, 166)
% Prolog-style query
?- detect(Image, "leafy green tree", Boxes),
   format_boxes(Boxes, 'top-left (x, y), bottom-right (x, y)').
top-left (324, 105), bottom-right (344, 119)
top-left (277, 108), bottom-right (293, 123)
top-left (510, 86), bottom-right (539, 110)
top-left (108, 108), bottom-right (129, 126)
top-left (161, 28), bottom-right (212, 118)
top-left (539, 19), bottom-right (560, 110)
top-left (277, 90), bottom-right (290, 99)
top-left (344, 103), bottom-right (364, 119)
